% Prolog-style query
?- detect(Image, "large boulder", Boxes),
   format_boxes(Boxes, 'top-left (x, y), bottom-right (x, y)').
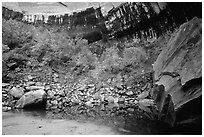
top-left (153, 17), bottom-right (202, 126)
top-left (15, 89), bottom-right (47, 109)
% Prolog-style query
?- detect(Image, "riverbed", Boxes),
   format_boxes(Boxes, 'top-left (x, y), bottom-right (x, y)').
top-left (2, 103), bottom-right (182, 135)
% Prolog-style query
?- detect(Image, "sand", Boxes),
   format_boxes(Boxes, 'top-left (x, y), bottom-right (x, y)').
top-left (2, 112), bottom-right (118, 135)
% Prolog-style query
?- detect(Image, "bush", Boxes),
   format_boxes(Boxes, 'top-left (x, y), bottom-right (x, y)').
top-left (123, 46), bottom-right (147, 66)
top-left (2, 19), bottom-right (34, 49)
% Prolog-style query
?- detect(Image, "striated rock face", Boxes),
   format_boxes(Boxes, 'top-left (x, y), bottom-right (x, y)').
top-left (153, 17), bottom-right (202, 126)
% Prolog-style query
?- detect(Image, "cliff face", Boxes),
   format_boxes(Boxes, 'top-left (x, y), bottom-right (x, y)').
top-left (153, 17), bottom-right (202, 129)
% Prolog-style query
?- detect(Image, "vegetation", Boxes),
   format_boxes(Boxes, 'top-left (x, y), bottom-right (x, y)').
top-left (2, 18), bottom-right (164, 87)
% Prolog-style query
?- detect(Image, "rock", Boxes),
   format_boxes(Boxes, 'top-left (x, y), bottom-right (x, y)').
top-left (53, 73), bottom-right (59, 78)
top-left (51, 106), bottom-right (58, 110)
top-left (7, 62), bottom-right (17, 67)
top-left (47, 90), bottom-right (55, 98)
top-left (77, 84), bottom-right (87, 91)
top-left (26, 81), bottom-right (35, 86)
top-left (2, 106), bottom-right (11, 112)
top-left (127, 108), bottom-right (135, 113)
top-left (26, 86), bottom-right (44, 91)
top-left (139, 99), bottom-right (154, 107)
top-left (93, 92), bottom-right (101, 100)
top-left (85, 100), bottom-right (93, 107)
top-left (71, 98), bottom-right (80, 105)
top-left (109, 86), bottom-right (114, 91)
top-left (118, 97), bottom-right (125, 103)
top-left (50, 100), bottom-right (58, 105)
top-left (27, 75), bottom-right (33, 80)
top-left (153, 17), bottom-right (202, 108)
top-left (2, 83), bottom-right (10, 87)
top-left (107, 78), bottom-right (112, 84)
top-left (152, 85), bottom-right (166, 112)
top-left (159, 94), bottom-right (176, 127)
top-left (35, 82), bottom-right (43, 86)
top-left (141, 83), bottom-right (149, 91)
top-left (88, 84), bottom-right (95, 87)
top-left (56, 90), bottom-right (65, 97)
top-left (15, 89), bottom-right (47, 109)
top-left (9, 87), bottom-right (24, 99)
top-left (126, 90), bottom-right (133, 96)
top-left (118, 127), bottom-right (131, 133)
top-left (137, 90), bottom-right (149, 99)
top-left (44, 85), bottom-right (51, 91)
top-left (107, 96), bottom-right (115, 103)
top-left (153, 18), bottom-right (202, 126)
top-left (46, 100), bottom-right (52, 110)
top-left (2, 90), bottom-right (7, 94)
top-left (113, 97), bottom-right (118, 103)
top-left (134, 100), bottom-right (139, 104)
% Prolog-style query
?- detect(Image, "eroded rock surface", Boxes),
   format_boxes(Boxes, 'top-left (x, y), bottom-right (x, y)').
top-left (153, 17), bottom-right (202, 126)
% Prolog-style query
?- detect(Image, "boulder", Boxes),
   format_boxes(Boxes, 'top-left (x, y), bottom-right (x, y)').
top-left (9, 87), bottom-right (24, 99)
top-left (15, 89), bottom-right (47, 109)
top-left (153, 17), bottom-right (202, 126)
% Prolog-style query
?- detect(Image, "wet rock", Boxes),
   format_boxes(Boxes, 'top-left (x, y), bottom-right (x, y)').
top-left (9, 87), bottom-right (24, 99)
top-left (15, 89), bottom-right (47, 109)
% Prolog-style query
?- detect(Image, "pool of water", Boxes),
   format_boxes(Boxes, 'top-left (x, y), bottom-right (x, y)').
top-left (2, 103), bottom-right (182, 135)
